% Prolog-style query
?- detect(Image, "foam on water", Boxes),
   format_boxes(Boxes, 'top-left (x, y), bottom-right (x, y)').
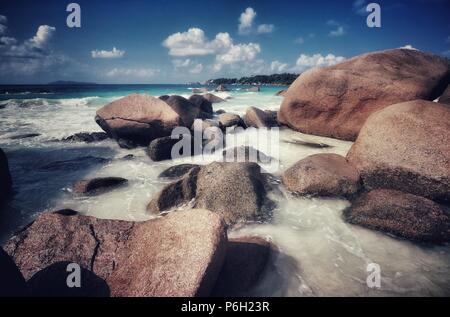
top-left (0, 87), bottom-right (449, 296)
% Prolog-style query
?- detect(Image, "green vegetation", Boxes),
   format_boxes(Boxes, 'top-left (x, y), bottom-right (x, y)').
top-left (208, 73), bottom-right (298, 86)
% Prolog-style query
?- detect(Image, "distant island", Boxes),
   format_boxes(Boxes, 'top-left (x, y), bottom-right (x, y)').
top-left (206, 73), bottom-right (299, 86)
top-left (47, 81), bottom-right (98, 86)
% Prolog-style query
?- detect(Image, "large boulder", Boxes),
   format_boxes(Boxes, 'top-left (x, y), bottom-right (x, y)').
top-left (244, 107), bottom-right (278, 128)
top-left (95, 94), bottom-right (183, 145)
top-left (218, 113), bottom-right (245, 130)
top-left (158, 164), bottom-right (200, 179)
top-left (148, 162), bottom-right (273, 225)
top-left (165, 95), bottom-right (202, 127)
top-left (0, 248), bottom-right (27, 297)
top-left (4, 209), bottom-right (227, 297)
top-left (73, 177), bottom-right (128, 195)
top-left (188, 95), bottom-right (213, 116)
top-left (0, 148), bottom-right (12, 204)
top-left (343, 189), bottom-right (450, 243)
top-left (282, 154), bottom-right (360, 197)
top-left (439, 84), bottom-right (450, 105)
top-left (62, 132), bottom-right (108, 144)
top-left (146, 136), bottom-right (180, 162)
top-left (279, 49), bottom-right (450, 141)
top-left (347, 100), bottom-right (450, 202)
top-left (212, 236), bottom-right (273, 296)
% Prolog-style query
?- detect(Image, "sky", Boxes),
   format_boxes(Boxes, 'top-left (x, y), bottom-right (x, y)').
top-left (0, 0), bottom-right (449, 84)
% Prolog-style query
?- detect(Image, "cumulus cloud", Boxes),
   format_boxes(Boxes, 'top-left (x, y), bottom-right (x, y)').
top-left (163, 28), bottom-right (231, 57)
top-left (213, 42), bottom-right (261, 71)
top-left (172, 58), bottom-right (204, 74)
top-left (238, 7), bottom-right (274, 35)
top-left (91, 47), bottom-right (125, 59)
top-left (105, 67), bottom-right (159, 78)
top-left (294, 53), bottom-right (346, 72)
top-left (270, 60), bottom-right (288, 73)
top-left (294, 37), bottom-right (305, 44)
top-left (257, 24), bottom-right (274, 34)
top-left (353, 0), bottom-right (369, 15)
top-left (163, 27), bottom-right (262, 73)
top-left (30, 25), bottom-right (56, 48)
top-left (0, 15), bottom-right (6, 35)
top-left (400, 44), bottom-right (418, 50)
top-left (239, 7), bottom-right (256, 35)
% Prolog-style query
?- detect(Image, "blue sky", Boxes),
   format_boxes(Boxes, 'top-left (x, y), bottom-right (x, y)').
top-left (0, 0), bottom-right (449, 84)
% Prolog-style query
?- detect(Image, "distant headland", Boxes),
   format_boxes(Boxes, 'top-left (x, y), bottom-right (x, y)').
top-left (47, 81), bottom-right (98, 86)
top-left (205, 73), bottom-right (299, 86)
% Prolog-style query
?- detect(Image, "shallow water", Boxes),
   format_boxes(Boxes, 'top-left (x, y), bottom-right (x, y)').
top-left (0, 85), bottom-right (449, 296)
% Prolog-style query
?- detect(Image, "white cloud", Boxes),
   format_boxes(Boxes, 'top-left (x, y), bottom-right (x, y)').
top-left (0, 36), bottom-right (16, 46)
top-left (91, 47), bottom-right (125, 59)
top-left (327, 20), bottom-right (346, 37)
top-left (257, 24), bottom-right (274, 34)
top-left (105, 67), bottom-right (159, 78)
top-left (294, 53), bottom-right (346, 72)
top-left (30, 25), bottom-right (56, 48)
top-left (400, 44), bottom-right (418, 50)
top-left (162, 28), bottom-right (232, 57)
top-left (239, 7), bottom-right (256, 35)
top-left (0, 15), bottom-right (7, 24)
top-left (214, 42), bottom-right (261, 71)
top-left (270, 60), bottom-right (288, 73)
top-left (172, 58), bottom-right (204, 74)
top-left (0, 24), bottom-right (6, 35)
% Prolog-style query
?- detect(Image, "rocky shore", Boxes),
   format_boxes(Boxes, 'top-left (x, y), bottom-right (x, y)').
top-left (1, 48), bottom-right (450, 297)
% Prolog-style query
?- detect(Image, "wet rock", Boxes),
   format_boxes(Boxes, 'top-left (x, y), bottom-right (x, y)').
top-left (279, 49), bottom-right (450, 141)
top-left (203, 93), bottom-right (225, 103)
top-left (4, 209), bottom-right (227, 297)
top-left (165, 95), bottom-right (202, 127)
top-left (343, 189), bottom-right (450, 243)
top-left (73, 177), bottom-right (128, 195)
top-left (62, 132), bottom-right (108, 143)
top-left (0, 247), bottom-right (27, 297)
top-left (212, 236), bottom-right (273, 296)
top-left (275, 89), bottom-right (287, 97)
top-left (117, 138), bottom-right (139, 149)
top-left (148, 162), bottom-right (273, 226)
top-left (159, 95), bottom-right (170, 101)
top-left (146, 136), bottom-right (180, 162)
top-left (191, 119), bottom-right (220, 134)
top-left (282, 138), bottom-right (331, 148)
top-left (188, 94), bottom-right (213, 116)
top-left (215, 85), bottom-right (229, 92)
top-left (27, 261), bottom-right (110, 297)
top-left (218, 113), bottom-right (245, 130)
top-left (40, 156), bottom-right (109, 172)
top-left (120, 154), bottom-right (135, 160)
top-left (0, 148), bottom-right (13, 203)
top-left (158, 164), bottom-right (200, 179)
top-left (215, 109), bottom-right (226, 115)
top-left (222, 146), bottom-right (272, 163)
top-left (347, 100), bottom-right (450, 202)
top-left (95, 94), bottom-right (183, 146)
top-left (282, 154), bottom-right (360, 197)
top-left (244, 106), bottom-right (278, 128)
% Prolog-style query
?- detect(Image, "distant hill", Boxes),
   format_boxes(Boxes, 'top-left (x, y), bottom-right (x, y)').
top-left (207, 73), bottom-right (299, 86)
top-left (47, 81), bottom-right (97, 85)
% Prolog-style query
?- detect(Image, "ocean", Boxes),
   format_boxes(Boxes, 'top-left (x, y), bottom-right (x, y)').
top-left (1, 84), bottom-right (449, 296)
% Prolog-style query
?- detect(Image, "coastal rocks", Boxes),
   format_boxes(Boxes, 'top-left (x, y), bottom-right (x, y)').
top-left (188, 94), bottom-right (213, 116)
top-left (4, 209), bottom-right (227, 297)
top-left (215, 84), bottom-right (229, 92)
top-left (73, 177), bottom-right (128, 195)
top-left (158, 164), bottom-right (200, 179)
top-left (278, 49), bottom-right (450, 141)
top-left (203, 93), bottom-right (225, 104)
top-left (165, 95), bottom-right (202, 127)
top-left (146, 136), bottom-right (180, 162)
top-left (347, 100), bottom-right (450, 202)
top-left (343, 189), bottom-right (450, 243)
top-left (282, 154), bottom-right (360, 197)
top-left (218, 113), bottom-right (245, 130)
top-left (191, 119), bottom-right (220, 134)
top-left (0, 248), bottom-right (27, 297)
top-left (0, 148), bottom-right (13, 204)
top-left (212, 236), bottom-right (273, 296)
top-left (244, 106), bottom-right (278, 128)
top-left (96, 94), bottom-right (183, 145)
top-left (9, 133), bottom-right (41, 140)
top-left (27, 261), bottom-right (110, 297)
top-left (62, 132), bottom-right (109, 143)
top-left (148, 162), bottom-right (272, 226)
top-left (439, 85), bottom-right (450, 105)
